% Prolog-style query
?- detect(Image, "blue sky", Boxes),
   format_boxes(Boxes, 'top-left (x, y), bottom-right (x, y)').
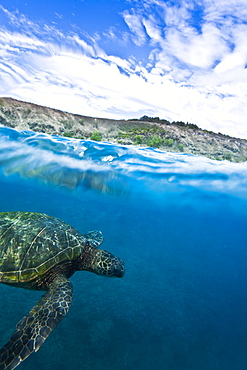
top-left (1, 0), bottom-right (247, 138)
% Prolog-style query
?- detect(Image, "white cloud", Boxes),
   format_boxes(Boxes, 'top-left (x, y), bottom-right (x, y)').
top-left (1, 3), bottom-right (247, 139)
top-left (122, 10), bottom-right (147, 46)
top-left (163, 1), bottom-right (192, 28)
top-left (161, 22), bottom-right (229, 69)
top-left (204, 0), bottom-right (247, 22)
top-left (0, 30), bottom-right (44, 51)
top-left (214, 24), bottom-right (247, 73)
top-left (142, 17), bottom-right (163, 43)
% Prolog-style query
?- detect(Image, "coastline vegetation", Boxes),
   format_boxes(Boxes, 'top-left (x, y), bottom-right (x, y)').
top-left (0, 98), bottom-right (246, 162)
top-left (117, 124), bottom-right (181, 150)
top-left (130, 115), bottom-right (206, 132)
top-left (90, 131), bottom-right (102, 141)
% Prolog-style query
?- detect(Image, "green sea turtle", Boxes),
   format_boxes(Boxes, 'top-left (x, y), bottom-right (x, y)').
top-left (0, 211), bottom-right (124, 370)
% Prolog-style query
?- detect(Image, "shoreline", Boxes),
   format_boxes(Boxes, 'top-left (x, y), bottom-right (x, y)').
top-left (0, 97), bottom-right (247, 162)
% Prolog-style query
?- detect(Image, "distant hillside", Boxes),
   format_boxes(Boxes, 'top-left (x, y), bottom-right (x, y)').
top-left (0, 97), bottom-right (247, 162)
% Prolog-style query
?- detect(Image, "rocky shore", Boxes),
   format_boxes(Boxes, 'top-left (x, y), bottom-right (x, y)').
top-left (0, 97), bottom-right (247, 162)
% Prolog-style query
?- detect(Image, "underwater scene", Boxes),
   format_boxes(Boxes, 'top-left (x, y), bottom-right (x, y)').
top-left (0, 125), bottom-right (247, 370)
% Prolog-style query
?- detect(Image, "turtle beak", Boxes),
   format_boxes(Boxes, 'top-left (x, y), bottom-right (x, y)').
top-left (112, 259), bottom-right (125, 278)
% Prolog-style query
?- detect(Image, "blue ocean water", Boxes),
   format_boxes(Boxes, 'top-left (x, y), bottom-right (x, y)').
top-left (0, 125), bottom-right (247, 370)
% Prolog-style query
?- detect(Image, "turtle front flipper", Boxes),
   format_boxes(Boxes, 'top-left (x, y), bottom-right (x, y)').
top-left (0, 275), bottom-right (73, 370)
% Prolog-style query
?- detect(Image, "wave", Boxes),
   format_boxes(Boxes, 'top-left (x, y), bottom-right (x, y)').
top-left (0, 125), bottom-right (247, 198)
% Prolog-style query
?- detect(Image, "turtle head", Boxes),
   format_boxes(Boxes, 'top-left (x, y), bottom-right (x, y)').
top-left (91, 249), bottom-right (125, 277)
top-left (77, 243), bottom-right (125, 278)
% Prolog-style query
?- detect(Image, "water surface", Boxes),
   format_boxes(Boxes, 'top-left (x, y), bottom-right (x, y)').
top-left (0, 126), bottom-right (247, 370)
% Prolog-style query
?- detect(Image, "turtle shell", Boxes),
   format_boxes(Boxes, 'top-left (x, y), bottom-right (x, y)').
top-left (0, 212), bottom-right (101, 284)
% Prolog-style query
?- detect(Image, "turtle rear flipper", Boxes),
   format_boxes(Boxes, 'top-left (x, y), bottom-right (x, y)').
top-left (0, 276), bottom-right (73, 370)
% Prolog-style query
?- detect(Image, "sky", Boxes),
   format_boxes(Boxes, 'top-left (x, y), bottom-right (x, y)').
top-left (0, 0), bottom-right (247, 138)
